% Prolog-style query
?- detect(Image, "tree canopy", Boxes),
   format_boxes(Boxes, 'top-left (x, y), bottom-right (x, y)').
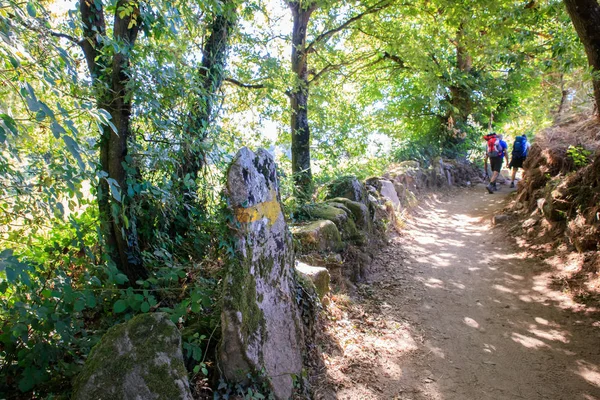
top-left (0, 0), bottom-right (597, 396)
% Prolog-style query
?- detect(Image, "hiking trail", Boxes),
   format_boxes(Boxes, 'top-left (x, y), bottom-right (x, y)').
top-left (318, 185), bottom-right (600, 400)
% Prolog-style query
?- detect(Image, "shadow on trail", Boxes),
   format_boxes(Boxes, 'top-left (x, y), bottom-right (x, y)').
top-left (330, 186), bottom-right (600, 400)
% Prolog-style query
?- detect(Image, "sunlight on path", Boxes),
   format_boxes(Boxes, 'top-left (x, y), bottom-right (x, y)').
top-left (330, 185), bottom-right (600, 400)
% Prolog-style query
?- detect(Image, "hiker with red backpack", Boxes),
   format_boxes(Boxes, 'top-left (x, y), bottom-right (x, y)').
top-left (483, 133), bottom-right (509, 194)
top-left (508, 134), bottom-right (531, 188)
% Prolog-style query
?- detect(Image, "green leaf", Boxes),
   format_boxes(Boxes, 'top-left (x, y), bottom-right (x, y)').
top-left (5, 267), bottom-right (17, 283)
top-left (74, 298), bottom-right (86, 312)
top-left (62, 135), bottom-right (86, 171)
top-left (140, 301), bottom-right (150, 313)
top-left (113, 300), bottom-right (127, 313)
top-left (114, 273), bottom-right (128, 284)
top-left (106, 178), bottom-right (122, 202)
top-left (26, 1), bottom-right (37, 17)
top-left (50, 122), bottom-right (66, 139)
top-left (0, 114), bottom-right (18, 135)
top-left (86, 293), bottom-right (97, 308)
top-left (23, 83), bottom-right (40, 112)
top-left (8, 55), bottom-right (20, 68)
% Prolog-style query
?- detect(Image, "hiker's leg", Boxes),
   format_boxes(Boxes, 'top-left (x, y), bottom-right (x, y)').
top-left (511, 167), bottom-right (517, 182)
top-left (490, 171), bottom-right (499, 183)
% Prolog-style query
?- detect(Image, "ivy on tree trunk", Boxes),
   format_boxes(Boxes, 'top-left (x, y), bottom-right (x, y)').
top-left (80, 0), bottom-right (146, 284)
top-left (288, 0), bottom-right (316, 202)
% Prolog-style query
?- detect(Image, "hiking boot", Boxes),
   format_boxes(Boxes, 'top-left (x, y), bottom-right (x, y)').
top-left (510, 181), bottom-right (515, 188)
top-left (486, 184), bottom-right (494, 194)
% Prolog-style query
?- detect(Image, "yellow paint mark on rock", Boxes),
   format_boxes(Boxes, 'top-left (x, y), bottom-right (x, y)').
top-left (235, 191), bottom-right (282, 226)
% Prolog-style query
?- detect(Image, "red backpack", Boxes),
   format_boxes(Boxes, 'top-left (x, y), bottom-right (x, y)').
top-left (483, 134), bottom-right (501, 157)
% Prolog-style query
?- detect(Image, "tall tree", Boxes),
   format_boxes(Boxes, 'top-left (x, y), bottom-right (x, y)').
top-left (285, 0), bottom-right (391, 200)
top-left (563, 0), bottom-right (600, 116)
top-left (79, 0), bottom-right (146, 283)
top-left (287, 0), bottom-right (318, 200)
top-left (172, 0), bottom-right (237, 237)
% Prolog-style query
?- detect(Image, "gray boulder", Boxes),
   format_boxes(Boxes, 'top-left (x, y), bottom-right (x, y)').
top-left (73, 313), bottom-right (192, 400)
top-left (291, 220), bottom-right (343, 253)
top-left (328, 197), bottom-right (371, 232)
top-left (295, 261), bottom-right (330, 300)
top-left (367, 178), bottom-right (401, 211)
top-left (297, 203), bottom-right (359, 240)
top-left (220, 148), bottom-right (303, 400)
top-left (325, 175), bottom-right (368, 205)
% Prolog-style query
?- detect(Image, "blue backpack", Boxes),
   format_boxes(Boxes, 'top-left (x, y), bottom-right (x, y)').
top-left (512, 136), bottom-right (528, 158)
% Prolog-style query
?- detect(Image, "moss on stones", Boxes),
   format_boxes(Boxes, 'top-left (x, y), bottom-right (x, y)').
top-left (328, 198), bottom-right (371, 232)
top-left (72, 313), bottom-right (192, 400)
top-left (295, 263), bottom-right (330, 301)
top-left (297, 203), bottom-right (360, 240)
top-left (291, 220), bottom-right (343, 253)
top-left (325, 175), bottom-right (368, 204)
top-left (226, 256), bottom-right (265, 343)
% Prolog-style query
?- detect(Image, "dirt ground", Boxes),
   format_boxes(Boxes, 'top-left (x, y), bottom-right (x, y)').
top-left (316, 184), bottom-right (600, 400)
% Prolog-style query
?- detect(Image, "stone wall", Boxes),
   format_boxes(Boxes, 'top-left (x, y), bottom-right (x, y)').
top-left (292, 159), bottom-right (484, 289)
top-left (72, 152), bottom-right (482, 400)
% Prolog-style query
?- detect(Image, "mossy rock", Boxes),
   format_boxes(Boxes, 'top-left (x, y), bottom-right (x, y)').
top-left (73, 313), bottom-right (192, 400)
top-left (297, 203), bottom-right (359, 240)
top-left (295, 262), bottom-right (330, 301)
top-left (325, 175), bottom-right (368, 205)
top-left (328, 197), bottom-right (371, 233)
top-left (291, 220), bottom-right (343, 253)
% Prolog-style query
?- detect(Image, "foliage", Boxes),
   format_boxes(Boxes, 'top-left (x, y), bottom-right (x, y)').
top-left (566, 145), bottom-right (592, 168)
top-left (0, 0), bottom-right (594, 397)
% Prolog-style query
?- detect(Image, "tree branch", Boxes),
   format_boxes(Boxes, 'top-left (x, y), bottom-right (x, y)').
top-left (224, 77), bottom-right (267, 89)
top-left (309, 51), bottom-right (380, 83)
top-left (49, 30), bottom-right (81, 45)
top-left (14, 17), bottom-right (83, 47)
top-left (306, 0), bottom-right (392, 53)
top-left (382, 52), bottom-right (409, 69)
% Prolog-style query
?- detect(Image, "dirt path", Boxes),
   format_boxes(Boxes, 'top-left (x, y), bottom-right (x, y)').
top-left (320, 185), bottom-right (600, 400)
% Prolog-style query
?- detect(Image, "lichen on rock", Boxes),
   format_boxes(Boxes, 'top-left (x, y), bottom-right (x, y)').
top-left (328, 197), bottom-right (371, 232)
top-left (295, 261), bottom-right (330, 301)
top-left (297, 203), bottom-right (359, 240)
top-left (325, 175), bottom-right (368, 205)
top-left (291, 220), bottom-right (343, 253)
top-left (72, 313), bottom-right (192, 400)
top-left (220, 147), bottom-right (303, 400)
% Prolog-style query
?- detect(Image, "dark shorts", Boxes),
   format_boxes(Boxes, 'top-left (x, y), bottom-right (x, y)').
top-left (509, 157), bottom-right (525, 169)
top-left (490, 156), bottom-right (503, 172)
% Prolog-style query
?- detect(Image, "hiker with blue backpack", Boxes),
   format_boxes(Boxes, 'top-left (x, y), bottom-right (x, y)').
top-left (508, 134), bottom-right (531, 188)
top-left (483, 133), bottom-right (509, 194)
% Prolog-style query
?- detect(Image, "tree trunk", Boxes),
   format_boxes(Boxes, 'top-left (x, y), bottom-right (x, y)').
top-left (556, 74), bottom-right (569, 120)
top-left (448, 24), bottom-right (473, 131)
top-left (289, 1), bottom-right (316, 201)
top-left (80, 0), bottom-right (146, 284)
top-left (564, 0), bottom-right (600, 117)
top-left (171, 2), bottom-right (236, 240)
top-left (181, 1), bottom-right (236, 181)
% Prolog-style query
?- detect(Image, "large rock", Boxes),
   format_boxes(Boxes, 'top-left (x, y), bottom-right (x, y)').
top-left (295, 262), bottom-right (330, 300)
top-left (328, 197), bottom-right (371, 232)
top-left (73, 313), bottom-right (192, 400)
top-left (367, 178), bottom-right (401, 210)
top-left (220, 148), bottom-right (303, 400)
top-left (297, 203), bottom-right (359, 240)
top-left (291, 220), bottom-right (343, 253)
top-left (325, 175), bottom-right (368, 205)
